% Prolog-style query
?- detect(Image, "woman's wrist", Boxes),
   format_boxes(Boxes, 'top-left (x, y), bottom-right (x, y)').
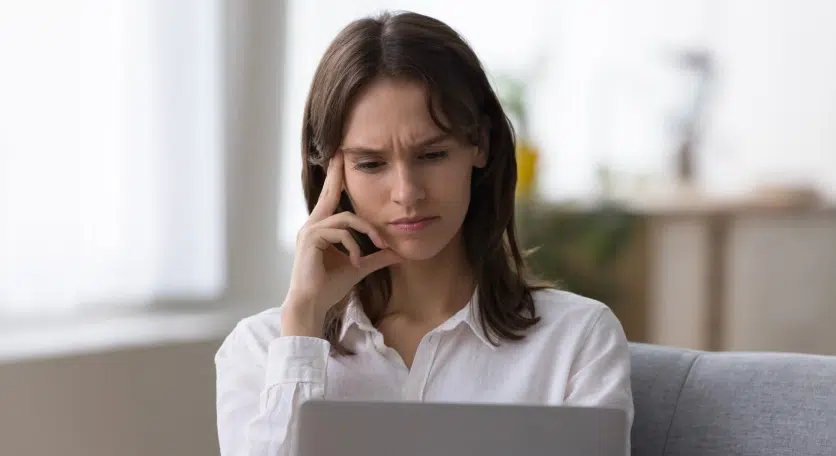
top-left (280, 298), bottom-right (324, 338)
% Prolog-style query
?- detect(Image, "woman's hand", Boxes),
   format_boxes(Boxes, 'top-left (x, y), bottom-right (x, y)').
top-left (281, 151), bottom-right (402, 337)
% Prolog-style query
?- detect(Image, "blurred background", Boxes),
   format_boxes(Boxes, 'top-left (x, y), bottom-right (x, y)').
top-left (1, 0), bottom-right (834, 455)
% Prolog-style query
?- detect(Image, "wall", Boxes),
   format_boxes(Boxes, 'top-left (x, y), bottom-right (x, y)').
top-left (701, 0), bottom-right (836, 196)
top-left (0, 339), bottom-right (223, 456)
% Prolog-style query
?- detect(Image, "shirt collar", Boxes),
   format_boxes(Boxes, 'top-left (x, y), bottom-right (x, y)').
top-left (339, 296), bottom-right (375, 341)
top-left (339, 289), bottom-right (496, 350)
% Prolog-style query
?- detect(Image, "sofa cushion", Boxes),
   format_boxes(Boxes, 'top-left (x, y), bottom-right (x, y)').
top-left (630, 343), bottom-right (700, 456)
top-left (664, 351), bottom-right (836, 456)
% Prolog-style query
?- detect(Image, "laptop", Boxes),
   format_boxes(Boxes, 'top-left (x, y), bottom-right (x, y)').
top-left (295, 400), bottom-right (628, 456)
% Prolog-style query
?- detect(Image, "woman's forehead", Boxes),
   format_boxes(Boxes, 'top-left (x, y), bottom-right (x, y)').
top-left (340, 79), bottom-right (448, 151)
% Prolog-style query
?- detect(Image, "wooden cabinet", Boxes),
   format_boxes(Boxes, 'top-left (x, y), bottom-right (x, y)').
top-left (533, 197), bottom-right (836, 355)
top-left (615, 206), bottom-right (836, 355)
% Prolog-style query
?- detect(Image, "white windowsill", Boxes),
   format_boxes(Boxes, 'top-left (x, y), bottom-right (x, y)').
top-left (0, 305), bottom-right (265, 364)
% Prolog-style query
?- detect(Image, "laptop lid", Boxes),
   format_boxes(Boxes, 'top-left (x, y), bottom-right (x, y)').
top-left (295, 400), bottom-right (628, 456)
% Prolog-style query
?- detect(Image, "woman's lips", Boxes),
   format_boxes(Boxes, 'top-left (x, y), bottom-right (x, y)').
top-left (389, 216), bottom-right (439, 233)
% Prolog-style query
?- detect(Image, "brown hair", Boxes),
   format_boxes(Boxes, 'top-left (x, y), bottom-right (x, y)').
top-left (301, 11), bottom-right (550, 354)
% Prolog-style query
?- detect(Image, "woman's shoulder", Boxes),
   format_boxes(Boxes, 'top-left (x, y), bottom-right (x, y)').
top-left (215, 306), bottom-right (285, 366)
top-left (530, 288), bottom-right (610, 320)
top-left (527, 288), bottom-right (626, 343)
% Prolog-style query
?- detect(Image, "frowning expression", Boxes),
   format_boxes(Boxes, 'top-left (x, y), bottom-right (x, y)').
top-left (339, 77), bottom-right (486, 261)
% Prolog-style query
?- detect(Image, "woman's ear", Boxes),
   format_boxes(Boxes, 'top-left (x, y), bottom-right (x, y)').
top-left (473, 145), bottom-right (487, 168)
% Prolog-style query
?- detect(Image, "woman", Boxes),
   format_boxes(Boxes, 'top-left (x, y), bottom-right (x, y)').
top-left (216, 11), bottom-right (633, 456)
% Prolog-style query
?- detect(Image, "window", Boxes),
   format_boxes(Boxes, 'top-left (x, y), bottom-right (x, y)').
top-left (0, 1), bottom-right (223, 315)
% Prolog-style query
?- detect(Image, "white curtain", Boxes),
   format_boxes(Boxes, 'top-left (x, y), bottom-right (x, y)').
top-left (0, 1), bottom-right (223, 315)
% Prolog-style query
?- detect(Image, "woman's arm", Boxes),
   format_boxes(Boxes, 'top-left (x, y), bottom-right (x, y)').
top-left (564, 308), bottom-right (634, 454)
top-left (215, 321), bottom-right (330, 456)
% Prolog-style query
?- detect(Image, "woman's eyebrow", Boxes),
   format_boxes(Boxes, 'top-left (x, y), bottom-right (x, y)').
top-left (411, 132), bottom-right (451, 150)
top-left (340, 132), bottom-right (451, 156)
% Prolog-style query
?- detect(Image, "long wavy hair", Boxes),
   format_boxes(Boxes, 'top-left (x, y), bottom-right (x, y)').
top-left (301, 11), bottom-right (551, 354)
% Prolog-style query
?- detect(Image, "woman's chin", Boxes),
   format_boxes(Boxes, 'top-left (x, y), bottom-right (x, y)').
top-left (388, 239), bottom-right (447, 262)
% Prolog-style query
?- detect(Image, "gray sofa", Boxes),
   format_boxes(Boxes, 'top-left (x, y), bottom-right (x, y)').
top-left (630, 343), bottom-right (836, 456)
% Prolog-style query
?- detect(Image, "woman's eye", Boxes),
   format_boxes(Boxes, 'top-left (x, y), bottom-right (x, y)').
top-left (421, 150), bottom-right (448, 161)
top-left (354, 161), bottom-right (384, 171)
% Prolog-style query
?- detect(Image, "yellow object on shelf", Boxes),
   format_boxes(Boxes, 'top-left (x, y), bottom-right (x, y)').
top-left (516, 140), bottom-right (538, 199)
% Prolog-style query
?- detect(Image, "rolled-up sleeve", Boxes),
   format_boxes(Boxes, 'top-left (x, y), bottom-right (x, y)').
top-left (564, 308), bottom-right (634, 454)
top-left (215, 323), bottom-right (330, 456)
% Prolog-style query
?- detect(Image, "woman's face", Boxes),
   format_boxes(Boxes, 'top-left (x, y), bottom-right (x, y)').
top-left (338, 77), bottom-right (486, 261)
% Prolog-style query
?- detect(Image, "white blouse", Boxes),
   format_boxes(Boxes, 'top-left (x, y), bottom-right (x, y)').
top-left (215, 288), bottom-right (634, 456)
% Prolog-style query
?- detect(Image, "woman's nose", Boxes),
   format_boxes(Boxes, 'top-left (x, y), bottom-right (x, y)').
top-left (391, 164), bottom-right (425, 206)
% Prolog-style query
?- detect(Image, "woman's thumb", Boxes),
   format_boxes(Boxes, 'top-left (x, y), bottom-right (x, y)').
top-left (357, 248), bottom-right (403, 275)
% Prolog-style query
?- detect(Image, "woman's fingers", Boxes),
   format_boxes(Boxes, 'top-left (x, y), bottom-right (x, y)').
top-left (312, 227), bottom-right (362, 266)
top-left (356, 248), bottom-right (403, 275)
top-left (318, 211), bottom-right (387, 249)
top-left (305, 224), bottom-right (400, 275)
top-left (305, 153), bottom-right (386, 250)
top-left (309, 152), bottom-right (344, 222)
